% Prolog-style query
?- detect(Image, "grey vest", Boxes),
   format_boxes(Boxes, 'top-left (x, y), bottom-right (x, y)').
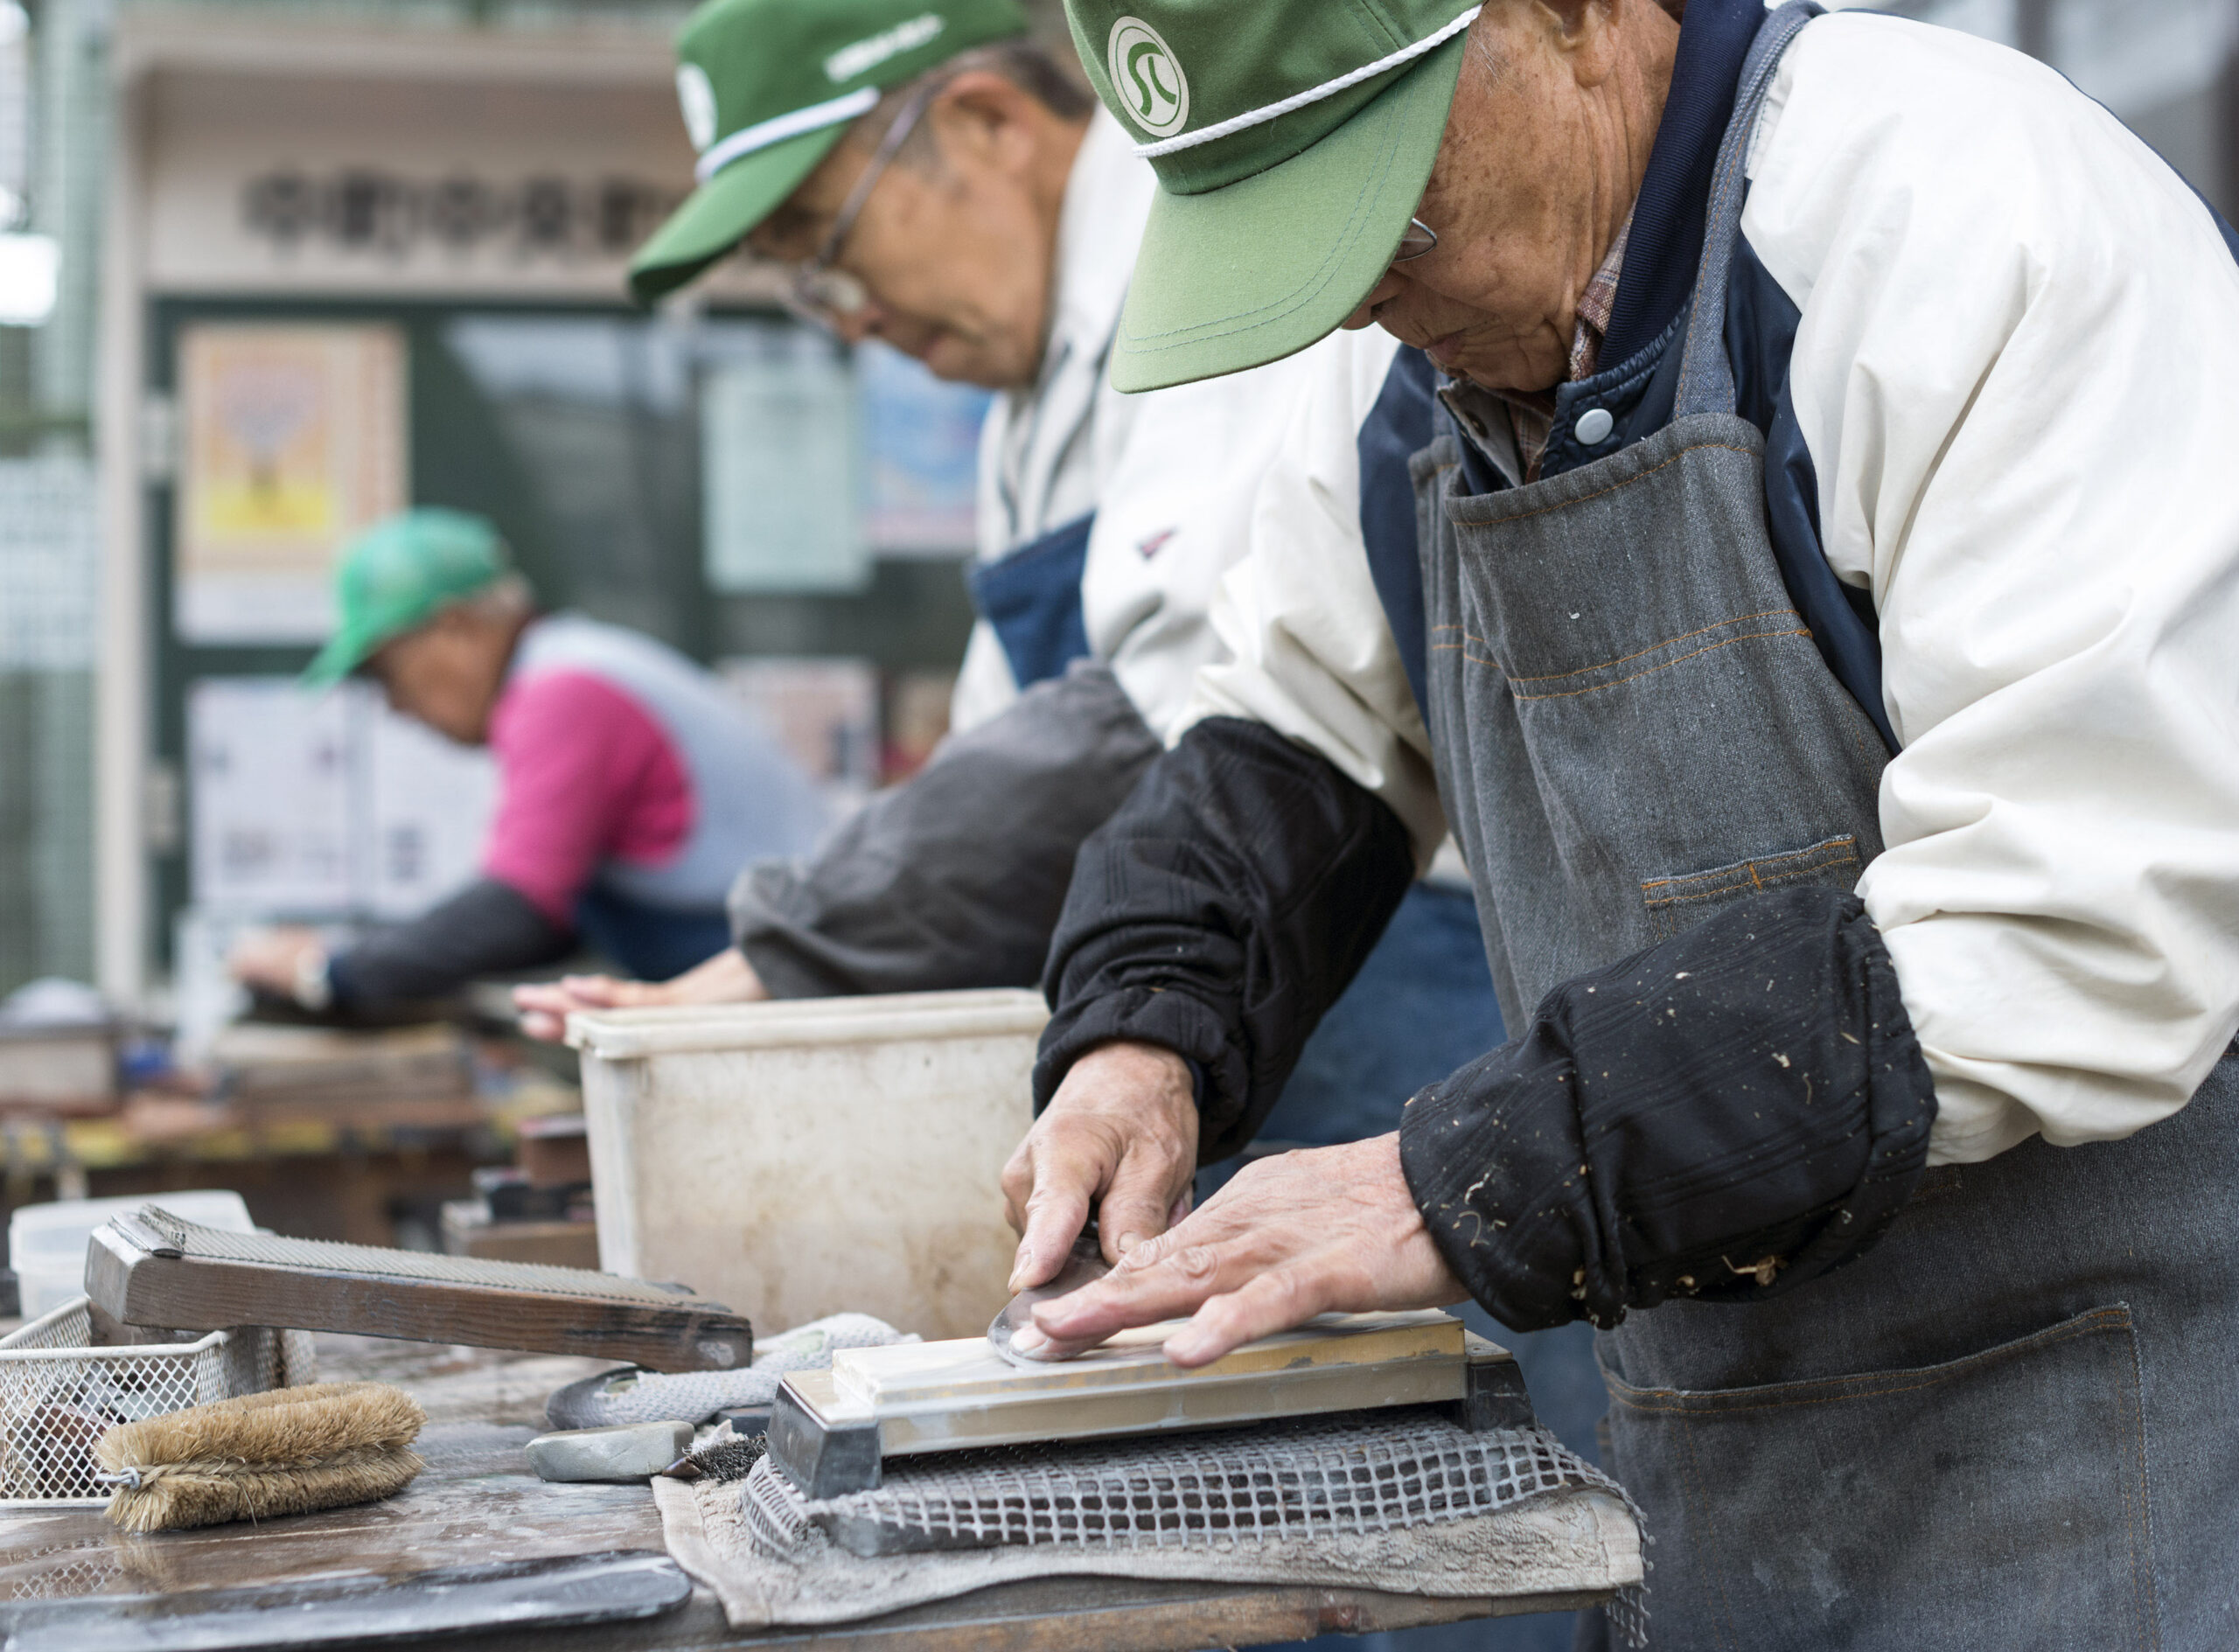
top-left (510, 616), bottom-right (827, 911)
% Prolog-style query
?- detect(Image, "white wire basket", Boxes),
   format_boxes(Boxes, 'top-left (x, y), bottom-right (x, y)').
top-left (0, 1297), bottom-right (315, 1506)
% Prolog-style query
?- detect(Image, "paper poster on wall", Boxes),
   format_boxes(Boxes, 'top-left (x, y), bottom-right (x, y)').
top-left (175, 323), bottom-right (408, 643)
top-left (857, 338), bottom-right (987, 555)
top-left (701, 325), bottom-right (866, 594)
top-left (721, 656), bottom-right (880, 815)
top-left (361, 704), bottom-right (498, 921)
top-left (187, 677), bottom-right (359, 915)
top-left (188, 676), bottom-right (495, 920)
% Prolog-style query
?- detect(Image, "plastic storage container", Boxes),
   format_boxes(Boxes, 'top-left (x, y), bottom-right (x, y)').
top-left (10, 1191), bottom-right (256, 1323)
top-left (569, 989), bottom-right (1046, 1342)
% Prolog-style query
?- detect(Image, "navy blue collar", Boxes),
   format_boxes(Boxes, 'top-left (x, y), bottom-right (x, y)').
top-left (1599, 0), bottom-right (1770, 366)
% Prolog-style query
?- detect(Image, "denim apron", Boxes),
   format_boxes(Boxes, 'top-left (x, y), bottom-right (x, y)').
top-left (1411, 6), bottom-right (2239, 1646)
top-left (967, 512), bottom-right (1097, 690)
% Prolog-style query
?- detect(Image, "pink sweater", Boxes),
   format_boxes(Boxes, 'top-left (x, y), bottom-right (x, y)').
top-left (481, 668), bottom-right (694, 924)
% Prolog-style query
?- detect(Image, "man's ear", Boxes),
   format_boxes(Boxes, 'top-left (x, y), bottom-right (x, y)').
top-left (1531, 0), bottom-right (1626, 85)
top-left (922, 68), bottom-right (1043, 177)
top-left (429, 603), bottom-right (485, 642)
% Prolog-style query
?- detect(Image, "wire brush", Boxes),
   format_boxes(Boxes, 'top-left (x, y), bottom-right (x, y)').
top-left (94, 1381), bottom-right (428, 1534)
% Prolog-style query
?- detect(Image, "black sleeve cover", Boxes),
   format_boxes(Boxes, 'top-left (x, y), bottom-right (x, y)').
top-left (326, 876), bottom-right (572, 1011)
top-left (729, 661), bottom-right (1164, 999)
top-left (1035, 715), bottom-right (1417, 1162)
top-left (1400, 884), bottom-right (1936, 1332)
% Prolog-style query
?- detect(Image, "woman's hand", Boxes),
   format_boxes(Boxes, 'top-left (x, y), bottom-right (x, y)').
top-left (1015, 1132), bottom-right (1468, 1367)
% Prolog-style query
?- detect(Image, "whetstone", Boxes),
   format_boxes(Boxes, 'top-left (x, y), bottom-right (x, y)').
top-left (769, 1311), bottom-right (1535, 1498)
top-left (84, 1206), bottom-right (751, 1373)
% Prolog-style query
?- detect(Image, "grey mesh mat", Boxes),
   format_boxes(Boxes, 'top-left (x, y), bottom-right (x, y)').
top-left (654, 1408), bottom-right (1647, 1642)
top-left (766, 1409), bottom-right (1628, 1556)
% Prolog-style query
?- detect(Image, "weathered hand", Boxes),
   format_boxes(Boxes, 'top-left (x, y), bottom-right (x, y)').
top-left (1015, 1133), bottom-right (1468, 1368)
top-left (227, 927), bottom-right (324, 996)
top-left (1001, 1041), bottom-right (1198, 1292)
top-left (510, 948), bottom-right (766, 1042)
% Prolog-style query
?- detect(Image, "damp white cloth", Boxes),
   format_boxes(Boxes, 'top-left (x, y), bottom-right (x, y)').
top-left (652, 1437), bottom-right (1643, 1635)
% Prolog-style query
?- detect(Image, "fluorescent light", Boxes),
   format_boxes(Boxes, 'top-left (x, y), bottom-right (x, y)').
top-left (0, 233), bottom-right (56, 325)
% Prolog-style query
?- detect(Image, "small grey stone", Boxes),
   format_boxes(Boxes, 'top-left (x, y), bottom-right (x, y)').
top-left (526, 1421), bottom-right (694, 1482)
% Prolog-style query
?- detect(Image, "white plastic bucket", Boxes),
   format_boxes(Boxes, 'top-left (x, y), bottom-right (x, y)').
top-left (568, 989), bottom-right (1045, 1342)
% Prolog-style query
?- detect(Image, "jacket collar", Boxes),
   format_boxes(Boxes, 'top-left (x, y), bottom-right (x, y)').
top-left (1042, 107), bottom-right (1156, 380)
top-left (1600, 0), bottom-right (1771, 366)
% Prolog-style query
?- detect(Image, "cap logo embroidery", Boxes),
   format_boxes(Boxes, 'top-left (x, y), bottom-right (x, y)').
top-left (825, 11), bottom-right (946, 83)
top-left (1106, 17), bottom-right (1188, 139)
top-left (675, 63), bottom-right (719, 153)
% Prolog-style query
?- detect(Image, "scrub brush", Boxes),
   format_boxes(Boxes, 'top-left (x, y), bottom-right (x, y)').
top-left (94, 1382), bottom-right (428, 1534)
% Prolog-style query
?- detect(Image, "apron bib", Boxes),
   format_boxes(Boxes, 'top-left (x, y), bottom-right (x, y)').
top-left (1411, 6), bottom-right (2239, 1645)
top-left (968, 512), bottom-right (1098, 692)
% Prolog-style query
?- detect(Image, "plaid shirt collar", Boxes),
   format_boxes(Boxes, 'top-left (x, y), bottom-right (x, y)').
top-left (1440, 208), bottom-right (1636, 484)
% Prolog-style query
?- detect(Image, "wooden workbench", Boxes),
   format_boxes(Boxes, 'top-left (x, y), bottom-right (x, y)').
top-left (0, 1335), bottom-right (1609, 1650)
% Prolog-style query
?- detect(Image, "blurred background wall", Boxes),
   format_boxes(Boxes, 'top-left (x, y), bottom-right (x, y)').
top-left (0, 0), bottom-right (2229, 1011)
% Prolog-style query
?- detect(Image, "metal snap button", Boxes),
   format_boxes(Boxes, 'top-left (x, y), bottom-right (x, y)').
top-left (1575, 407), bottom-right (1615, 446)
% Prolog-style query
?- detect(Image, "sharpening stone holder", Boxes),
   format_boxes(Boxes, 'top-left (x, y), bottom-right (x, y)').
top-left (768, 1310), bottom-right (1534, 1499)
top-left (85, 1204), bottom-right (753, 1372)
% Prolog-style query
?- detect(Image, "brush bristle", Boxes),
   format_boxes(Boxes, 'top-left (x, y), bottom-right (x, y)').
top-left (96, 1382), bottom-right (429, 1533)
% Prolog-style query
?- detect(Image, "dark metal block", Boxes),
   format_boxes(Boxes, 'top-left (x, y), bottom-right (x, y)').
top-left (767, 1383), bottom-right (882, 1499)
top-left (1450, 1333), bottom-right (1538, 1432)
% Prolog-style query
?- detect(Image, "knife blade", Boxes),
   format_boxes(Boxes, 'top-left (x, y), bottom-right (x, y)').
top-left (987, 1222), bottom-right (1109, 1368)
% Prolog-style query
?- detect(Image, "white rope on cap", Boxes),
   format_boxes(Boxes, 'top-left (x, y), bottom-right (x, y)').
top-left (695, 86), bottom-right (881, 184)
top-left (1132, 4), bottom-right (1481, 160)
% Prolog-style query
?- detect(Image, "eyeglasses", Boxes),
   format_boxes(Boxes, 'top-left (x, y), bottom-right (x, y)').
top-left (1392, 217), bottom-right (1438, 264)
top-left (785, 74), bottom-right (951, 325)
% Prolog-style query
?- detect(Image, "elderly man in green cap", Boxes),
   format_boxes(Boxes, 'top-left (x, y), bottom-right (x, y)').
top-left (528, 6), bottom-right (1612, 1640)
top-left (997, 0), bottom-right (2239, 1642)
top-left (231, 509), bottom-right (824, 1016)
top-left (513, 0), bottom-right (1527, 1256)
top-left (516, 0), bottom-right (1336, 1027)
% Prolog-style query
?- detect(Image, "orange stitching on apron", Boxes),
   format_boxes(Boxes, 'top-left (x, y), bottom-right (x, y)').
top-left (1602, 1307), bottom-right (2135, 1416)
top-left (1507, 628), bottom-right (1810, 701)
top-left (1447, 441), bottom-right (1760, 532)
top-left (1506, 609), bottom-right (1802, 686)
top-left (1640, 839), bottom-right (1859, 902)
top-left (1643, 872), bottom-right (1857, 910)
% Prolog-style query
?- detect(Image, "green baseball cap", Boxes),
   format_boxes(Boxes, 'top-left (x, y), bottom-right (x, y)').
top-left (630, 0), bottom-right (1031, 303)
top-left (302, 509), bottom-right (510, 688)
top-left (1065, 0), bottom-right (1478, 391)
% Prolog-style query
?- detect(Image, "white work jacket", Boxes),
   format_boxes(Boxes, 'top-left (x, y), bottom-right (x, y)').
top-left (949, 110), bottom-right (1323, 740)
top-left (1184, 15), bottom-right (2239, 1166)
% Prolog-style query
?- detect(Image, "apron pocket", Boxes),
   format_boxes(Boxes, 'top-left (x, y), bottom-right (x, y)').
top-left (1639, 835), bottom-right (1863, 944)
top-left (1602, 1305), bottom-right (2155, 1652)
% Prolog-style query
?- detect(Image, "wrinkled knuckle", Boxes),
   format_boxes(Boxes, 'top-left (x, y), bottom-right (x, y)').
top-left (1169, 1244), bottom-right (1221, 1286)
top-left (1115, 1231), bottom-right (1171, 1272)
top-left (1256, 1267), bottom-right (1313, 1316)
top-left (1198, 1293), bottom-right (1255, 1340)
